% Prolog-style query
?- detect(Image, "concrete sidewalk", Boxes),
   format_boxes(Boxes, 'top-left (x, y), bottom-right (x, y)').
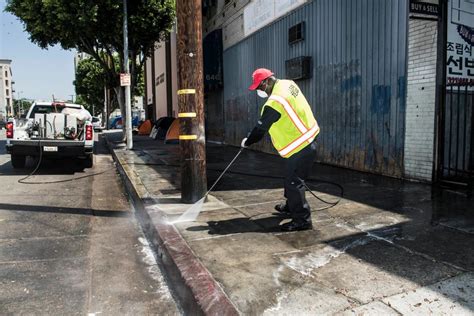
top-left (104, 130), bottom-right (474, 315)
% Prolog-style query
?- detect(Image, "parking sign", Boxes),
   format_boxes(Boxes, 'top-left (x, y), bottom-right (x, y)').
top-left (120, 73), bottom-right (131, 86)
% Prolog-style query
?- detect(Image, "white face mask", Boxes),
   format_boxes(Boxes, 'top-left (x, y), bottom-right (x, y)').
top-left (257, 89), bottom-right (268, 98)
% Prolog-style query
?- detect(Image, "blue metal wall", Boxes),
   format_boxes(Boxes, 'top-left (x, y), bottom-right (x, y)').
top-left (222, 0), bottom-right (409, 176)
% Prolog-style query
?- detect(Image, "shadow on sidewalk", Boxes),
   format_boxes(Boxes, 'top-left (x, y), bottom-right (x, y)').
top-left (0, 203), bottom-right (129, 218)
top-left (188, 214), bottom-right (287, 234)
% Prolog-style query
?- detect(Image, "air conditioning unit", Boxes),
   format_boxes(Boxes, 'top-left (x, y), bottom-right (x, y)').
top-left (285, 56), bottom-right (312, 80)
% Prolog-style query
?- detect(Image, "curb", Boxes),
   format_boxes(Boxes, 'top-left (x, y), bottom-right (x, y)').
top-left (103, 135), bottom-right (240, 316)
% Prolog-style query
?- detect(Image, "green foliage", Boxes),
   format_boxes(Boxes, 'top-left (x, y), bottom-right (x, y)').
top-left (73, 57), bottom-right (105, 116)
top-left (6, 0), bottom-right (175, 94)
top-left (13, 99), bottom-right (33, 115)
top-left (134, 66), bottom-right (145, 97)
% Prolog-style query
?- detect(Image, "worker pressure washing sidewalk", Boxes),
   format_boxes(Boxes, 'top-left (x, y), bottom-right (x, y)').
top-left (242, 68), bottom-right (320, 231)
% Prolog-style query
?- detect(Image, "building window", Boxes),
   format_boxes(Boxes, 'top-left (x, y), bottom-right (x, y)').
top-left (5, 70), bottom-right (8, 78)
top-left (6, 89), bottom-right (9, 96)
top-left (5, 80), bottom-right (8, 86)
top-left (289, 22), bottom-right (305, 45)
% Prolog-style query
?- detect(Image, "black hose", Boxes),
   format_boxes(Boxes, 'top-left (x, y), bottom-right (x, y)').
top-left (18, 139), bottom-right (109, 184)
top-left (124, 159), bottom-right (344, 211)
top-left (18, 142), bottom-right (344, 211)
top-left (18, 169), bottom-right (109, 184)
top-left (18, 140), bottom-right (44, 184)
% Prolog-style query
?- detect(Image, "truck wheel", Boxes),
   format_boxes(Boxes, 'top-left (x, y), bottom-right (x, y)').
top-left (11, 155), bottom-right (26, 168)
top-left (83, 154), bottom-right (94, 168)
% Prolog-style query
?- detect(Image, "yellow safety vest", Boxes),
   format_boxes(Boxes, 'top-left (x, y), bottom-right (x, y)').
top-left (261, 80), bottom-right (320, 158)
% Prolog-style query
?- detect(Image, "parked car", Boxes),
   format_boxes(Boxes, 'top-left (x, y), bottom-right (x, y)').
top-left (91, 116), bottom-right (103, 131)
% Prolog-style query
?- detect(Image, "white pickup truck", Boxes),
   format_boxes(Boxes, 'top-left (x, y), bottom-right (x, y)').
top-left (5, 101), bottom-right (94, 168)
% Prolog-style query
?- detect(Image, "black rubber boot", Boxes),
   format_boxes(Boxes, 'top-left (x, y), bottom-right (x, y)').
top-left (280, 220), bottom-right (313, 232)
top-left (274, 202), bottom-right (290, 215)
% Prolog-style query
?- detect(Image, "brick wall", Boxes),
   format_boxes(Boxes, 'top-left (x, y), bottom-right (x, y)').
top-left (404, 19), bottom-right (438, 181)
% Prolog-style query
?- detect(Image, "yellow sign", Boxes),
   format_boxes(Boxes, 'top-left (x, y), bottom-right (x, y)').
top-left (178, 112), bottom-right (197, 118)
top-left (177, 89), bottom-right (196, 95)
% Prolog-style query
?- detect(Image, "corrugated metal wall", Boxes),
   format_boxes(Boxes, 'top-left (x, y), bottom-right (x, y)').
top-left (222, 0), bottom-right (409, 176)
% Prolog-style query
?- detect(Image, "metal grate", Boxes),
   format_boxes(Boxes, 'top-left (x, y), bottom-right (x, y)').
top-left (439, 83), bottom-right (474, 188)
top-left (285, 56), bottom-right (312, 80)
top-left (288, 22), bottom-right (305, 45)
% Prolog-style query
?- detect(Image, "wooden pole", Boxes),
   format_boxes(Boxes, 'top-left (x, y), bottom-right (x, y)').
top-left (176, 0), bottom-right (207, 203)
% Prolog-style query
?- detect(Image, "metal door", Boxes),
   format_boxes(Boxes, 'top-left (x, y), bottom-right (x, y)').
top-left (439, 83), bottom-right (474, 190)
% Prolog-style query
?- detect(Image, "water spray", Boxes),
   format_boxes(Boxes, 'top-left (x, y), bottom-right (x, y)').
top-left (171, 148), bottom-right (245, 223)
top-left (169, 147), bottom-right (342, 224)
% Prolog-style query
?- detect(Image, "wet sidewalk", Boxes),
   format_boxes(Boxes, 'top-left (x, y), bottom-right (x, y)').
top-left (104, 130), bottom-right (474, 315)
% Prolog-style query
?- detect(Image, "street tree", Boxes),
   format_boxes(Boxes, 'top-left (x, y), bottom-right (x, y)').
top-left (74, 56), bottom-right (144, 117)
top-left (74, 57), bottom-right (105, 117)
top-left (6, 0), bottom-right (175, 139)
top-left (13, 99), bottom-right (32, 116)
top-left (74, 55), bottom-right (144, 116)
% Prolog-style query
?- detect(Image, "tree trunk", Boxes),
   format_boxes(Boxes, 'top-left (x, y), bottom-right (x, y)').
top-left (113, 86), bottom-right (127, 142)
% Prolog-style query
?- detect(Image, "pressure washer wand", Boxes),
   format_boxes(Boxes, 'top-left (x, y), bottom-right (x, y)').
top-left (204, 148), bottom-right (244, 197)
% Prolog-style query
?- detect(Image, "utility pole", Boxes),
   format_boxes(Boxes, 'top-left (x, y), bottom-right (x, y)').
top-left (104, 87), bottom-right (108, 129)
top-left (123, 0), bottom-right (133, 150)
top-left (17, 91), bottom-right (23, 117)
top-left (11, 81), bottom-right (16, 117)
top-left (176, 0), bottom-right (207, 203)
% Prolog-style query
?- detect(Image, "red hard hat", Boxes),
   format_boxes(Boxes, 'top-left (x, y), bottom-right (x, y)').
top-left (248, 68), bottom-right (274, 90)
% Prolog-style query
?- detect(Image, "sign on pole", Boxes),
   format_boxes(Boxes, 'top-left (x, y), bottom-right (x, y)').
top-left (120, 73), bottom-right (131, 86)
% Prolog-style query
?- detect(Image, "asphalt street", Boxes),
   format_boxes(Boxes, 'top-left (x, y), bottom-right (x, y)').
top-left (0, 130), bottom-right (180, 315)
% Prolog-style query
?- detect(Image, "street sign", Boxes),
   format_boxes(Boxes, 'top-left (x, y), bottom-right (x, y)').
top-left (120, 73), bottom-right (131, 86)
